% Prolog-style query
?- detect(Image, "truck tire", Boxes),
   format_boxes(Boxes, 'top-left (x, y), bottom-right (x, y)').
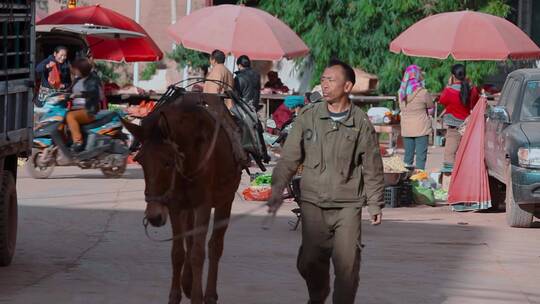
top-left (26, 148), bottom-right (54, 179)
top-left (506, 166), bottom-right (533, 228)
top-left (0, 170), bottom-right (17, 266)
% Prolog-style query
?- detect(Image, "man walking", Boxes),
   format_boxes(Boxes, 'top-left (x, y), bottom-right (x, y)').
top-left (267, 59), bottom-right (385, 304)
top-left (234, 55), bottom-right (261, 110)
top-left (204, 49), bottom-right (234, 95)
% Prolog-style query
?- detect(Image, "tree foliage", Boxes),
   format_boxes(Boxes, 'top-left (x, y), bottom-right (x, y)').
top-left (259, 0), bottom-right (511, 94)
top-left (94, 61), bottom-right (121, 83)
top-left (167, 45), bottom-right (209, 72)
top-left (140, 62), bottom-right (157, 81)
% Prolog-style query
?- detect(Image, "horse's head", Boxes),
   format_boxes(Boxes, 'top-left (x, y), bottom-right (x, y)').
top-left (124, 112), bottom-right (175, 227)
top-left (123, 98), bottom-right (216, 227)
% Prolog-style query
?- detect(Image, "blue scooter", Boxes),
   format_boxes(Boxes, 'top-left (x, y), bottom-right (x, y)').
top-left (27, 92), bottom-right (130, 179)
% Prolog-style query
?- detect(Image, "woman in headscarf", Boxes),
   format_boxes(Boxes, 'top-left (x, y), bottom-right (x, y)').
top-left (439, 64), bottom-right (480, 171)
top-left (398, 65), bottom-right (433, 170)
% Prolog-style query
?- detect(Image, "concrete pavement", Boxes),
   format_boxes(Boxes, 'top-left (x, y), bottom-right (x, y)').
top-left (0, 164), bottom-right (539, 304)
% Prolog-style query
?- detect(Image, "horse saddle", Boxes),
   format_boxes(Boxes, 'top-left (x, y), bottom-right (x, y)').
top-left (183, 92), bottom-right (255, 171)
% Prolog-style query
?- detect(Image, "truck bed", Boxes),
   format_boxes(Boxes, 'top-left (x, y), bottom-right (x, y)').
top-left (0, 0), bottom-right (34, 158)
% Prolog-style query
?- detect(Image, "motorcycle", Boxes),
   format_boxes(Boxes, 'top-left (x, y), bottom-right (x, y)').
top-left (266, 91), bottom-right (323, 148)
top-left (26, 92), bottom-right (130, 179)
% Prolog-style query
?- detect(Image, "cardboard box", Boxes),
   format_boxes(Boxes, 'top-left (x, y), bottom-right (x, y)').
top-left (352, 68), bottom-right (378, 94)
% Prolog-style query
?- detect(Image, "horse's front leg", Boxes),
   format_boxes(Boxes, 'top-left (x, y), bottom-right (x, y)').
top-left (189, 204), bottom-right (212, 304)
top-left (204, 202), bottom-right (232, 304)
top-left (182, 210), bottom-right (194, 299)
top-left (168, 211), bottom-right (185, 304)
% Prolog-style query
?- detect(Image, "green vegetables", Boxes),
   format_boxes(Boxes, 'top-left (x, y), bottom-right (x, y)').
top-left (251, 174), bottom-right (272, 186)
top-left (434, 189), bottom-right (449, 201)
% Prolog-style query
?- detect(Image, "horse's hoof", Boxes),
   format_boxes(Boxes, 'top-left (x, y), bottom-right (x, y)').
top-left (204, 297), bottom-right (218, 304)
top-left (182, 278), bottom-right (192, 299)
top-left (182, 287), bottom-right (191, 299)
top-left (168, 289), bottom-right (182, 304)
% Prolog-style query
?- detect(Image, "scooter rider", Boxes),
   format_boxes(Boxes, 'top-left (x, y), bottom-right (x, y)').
top-left (67, 57), bottom-right (102, 152)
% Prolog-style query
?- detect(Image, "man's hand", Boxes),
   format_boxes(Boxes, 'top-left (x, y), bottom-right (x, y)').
top-left (46, 62), bottom-right (56, 69)
top-left (371, 213), bottom-right (382, 226)
top-left (266, 194), bottom-right (283, 215)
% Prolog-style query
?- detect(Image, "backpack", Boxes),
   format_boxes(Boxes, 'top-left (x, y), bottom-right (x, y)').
top-left (227, 91), bottom-right (270, 170)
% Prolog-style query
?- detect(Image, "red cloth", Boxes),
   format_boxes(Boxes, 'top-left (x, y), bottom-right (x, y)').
top-left (103, 82), bottom-right (120, 96)
top-left (126, 101), bottom-right (156, 118)
top-left (448, 96), bottom-right (491, 205)
top-left (272, 103), bottom-right (293, 130)
top-left (48, 64), bottom-right (62, 89)
top-left (439, 85), bottom-right (480, 120)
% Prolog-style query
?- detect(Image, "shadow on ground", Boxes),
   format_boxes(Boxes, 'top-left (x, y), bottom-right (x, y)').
top-left (2, 203), bottom-right (538, 304)
top-left (38, 167), bottom-right (145, 180)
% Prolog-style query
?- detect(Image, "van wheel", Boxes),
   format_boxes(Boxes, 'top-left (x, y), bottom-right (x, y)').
top-left (26, 148), bottom-right (55, 179)
top-left (506, 166), bottom-right (533, 228)
top-left (0, 171), bottom-right (17, 266)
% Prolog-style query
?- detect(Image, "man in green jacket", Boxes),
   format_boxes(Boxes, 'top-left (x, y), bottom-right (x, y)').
top-left (267, 59), bottom-right (385, 304)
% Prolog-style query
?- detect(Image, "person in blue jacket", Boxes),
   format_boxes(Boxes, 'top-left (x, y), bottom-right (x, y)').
top-left (35, 46), bottom-right (72, 104)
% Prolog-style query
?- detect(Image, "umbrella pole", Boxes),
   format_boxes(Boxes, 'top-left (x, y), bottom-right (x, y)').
top-left (133, 0), bottom-right (141, 86)
top-left (182, 0), bottom-right (192, 87)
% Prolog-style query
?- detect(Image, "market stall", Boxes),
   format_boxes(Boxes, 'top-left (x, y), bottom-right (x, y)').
top-left (390, 10), bottom-right (540, 211)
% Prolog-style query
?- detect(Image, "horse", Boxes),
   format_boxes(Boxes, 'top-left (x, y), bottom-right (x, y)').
top-left (123, 92), bottom-right (243, 304)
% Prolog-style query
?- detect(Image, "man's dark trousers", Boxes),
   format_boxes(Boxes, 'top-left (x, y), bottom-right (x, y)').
top-left (297, 202), bottom-right (362, 304)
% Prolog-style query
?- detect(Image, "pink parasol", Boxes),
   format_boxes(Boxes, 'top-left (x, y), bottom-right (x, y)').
top-left (448, 96), bottom-right (491, 210)
top-left (390, 11), bottom-right (540, 61)
top-left (168, 4), bottom-right (309, 60)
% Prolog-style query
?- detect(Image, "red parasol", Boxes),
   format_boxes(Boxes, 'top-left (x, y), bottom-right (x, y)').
top-left (86, 36), bottom-right (161, 62)
top-left (168, 4), bottom-right (309, 60)
top-left (390, 11), bottom-right (540, 61)
top-left (38, 5), bottom-right (162, 62)
top-left (447, 96), bottom-right (491, 210)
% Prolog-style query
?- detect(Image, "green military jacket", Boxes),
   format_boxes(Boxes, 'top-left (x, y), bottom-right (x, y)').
top-left (271, 100), bottom-right (385, 216)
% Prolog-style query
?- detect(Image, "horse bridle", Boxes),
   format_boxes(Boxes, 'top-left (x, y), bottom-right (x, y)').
top-left (142, 83), bottom-right (227, 205)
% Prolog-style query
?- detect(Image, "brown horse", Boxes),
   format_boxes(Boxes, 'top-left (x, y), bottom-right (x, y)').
top-left (124, 92), bottom-right (243, 304)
